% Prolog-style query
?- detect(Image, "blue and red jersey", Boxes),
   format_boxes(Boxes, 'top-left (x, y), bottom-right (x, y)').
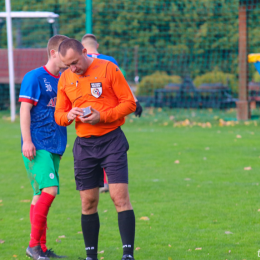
top-left (87, 53), bottom-right (118, 66)
top-left (19, 66), bottom-right (67, 155)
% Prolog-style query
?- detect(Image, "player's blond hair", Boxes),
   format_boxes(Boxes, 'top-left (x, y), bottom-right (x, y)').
top-left (47, 35), bottom-right (69, 59)
top-left (81, 34), bottom-right (98, 49)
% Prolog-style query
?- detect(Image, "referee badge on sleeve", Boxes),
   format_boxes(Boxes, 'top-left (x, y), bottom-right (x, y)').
top-left (90, 82), bottom-right (102, 98)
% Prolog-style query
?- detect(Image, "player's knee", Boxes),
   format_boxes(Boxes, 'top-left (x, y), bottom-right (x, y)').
top-left (112, 196), bottom-right (131, 211)
top-left (81, 197), bottom-right (98, 214)
top-left (42, 186), bottom-right (58, 197)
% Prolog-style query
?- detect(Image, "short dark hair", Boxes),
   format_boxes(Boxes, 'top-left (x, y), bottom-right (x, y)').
top-left (47, 35), bottom-right (69, 58)
top-left (58, 39), bottom-right (84, 57)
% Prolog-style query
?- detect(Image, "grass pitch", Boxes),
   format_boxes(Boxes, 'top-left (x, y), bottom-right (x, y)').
top-left (0, 108), bottom-right (260, 260)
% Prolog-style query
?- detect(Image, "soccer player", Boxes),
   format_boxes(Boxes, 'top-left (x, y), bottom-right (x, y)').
top-left (55, 39), bottom-right (136, 260)
top-left (19, 35), bottom-right (69, 260)
top-left (81, 34), bottom-right (143, 193)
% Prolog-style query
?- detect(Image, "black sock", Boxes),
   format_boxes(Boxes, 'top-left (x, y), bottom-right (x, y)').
top-left (81, 213), bottom-right (99, 259)
top-left (118, 210), bottom-right (135, 256)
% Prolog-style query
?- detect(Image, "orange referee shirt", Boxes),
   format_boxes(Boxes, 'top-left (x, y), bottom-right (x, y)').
top-left (54, 58), bottom-right (136, 138)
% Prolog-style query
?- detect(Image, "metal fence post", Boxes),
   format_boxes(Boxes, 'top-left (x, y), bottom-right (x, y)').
top-left (5, 0), bottom-right (16, 122)
top-left (86, 0), bottom-right (92, 34)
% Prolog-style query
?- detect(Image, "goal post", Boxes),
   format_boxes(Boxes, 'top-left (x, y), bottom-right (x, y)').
top-left (2, 2), bottom-right (59, 122)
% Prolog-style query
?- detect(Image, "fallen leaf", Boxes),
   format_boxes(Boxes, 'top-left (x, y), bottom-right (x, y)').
top-left (66, 144), bottom-right (69, 147)
top-left (139, 216), bottom-right (149, 221)
top-left (98, 250), bottom-right (104, 254)
top-left (185, 178), bottom-right (191, 181)
top-left (174, 160), bottom-right (180, 164)
top-left (151, 213), bottom-right (154, 216)
top-left (244, 166), bottom-right (252, 170)
top-left (195, 248), bottom-right (202, 250)
top-left (203, 157), bottom-right (207, 160)
top-left (0, 204), bottom-right (3, 206)
top-left (20, 218), bottom-right (24, 221)
top-left (229, 250), bottom-right (231, 253)
top-left (0, 240), bottom-right (5, 244)
top-left (20, 200), bottom-right (30, 203)
top-left (257, 209), bottom-right (260, 212)
top-left (0, 200), bottom-right (2, 203)
top-left (101, 258), bottom-right (104, 260)
top-left (56, 239), bottom-right (61, 243)
top-left (168, 244), bottom-right (171, 247)
top-left (168, 258), bottom-right (173, 260)
top-left (169, 116), bottom-right (175, 120)
top-left (163, 122), bottom-right (168, 126)
top-left (77, 231), bottom-right (82, 234)
top-left (188, 249), bottom-right (191, 251)
top-left (21, 186), bottom-right (24, 188)
top-left (13, 255), bottom-right (17, 258)
top-left (236, 135), bottom-right (242, 138)
top-left (135, 247), bottom-right (141, 250)
top-left (104, 210), bottom-right (107, 213)
top-left (58, 235), bottom-right (66, 238)
top-left (205, 147), bottom-right (210, 150)
top-left (225, 231), bottom-right (233, 234)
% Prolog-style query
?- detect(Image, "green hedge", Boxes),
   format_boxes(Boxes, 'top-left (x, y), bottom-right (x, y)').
top-left (193, 68), bottom-right (238, 92)
top-left (136, 71), bottom-right (182, 96)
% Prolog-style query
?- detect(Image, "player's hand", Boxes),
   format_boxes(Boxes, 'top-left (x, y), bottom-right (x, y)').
top-left (78, 106), bottom-right (100, 125)
top-left (67, 107), bottom-right (83, 121)
top-left (134, 101), bottom-right (143, 117)
top-left (60, 156), bottom-right (62, 160)
top-left (22, 141), bottom-right (36, 161)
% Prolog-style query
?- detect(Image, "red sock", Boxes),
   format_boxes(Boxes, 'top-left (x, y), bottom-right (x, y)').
top-left (104, 170), bottom-right (108, 184)
top-left (29, 192), bottom-right (55, 248)
top-left (30, 204), bottom-right (48, 252)
top-left (40, 224), bottom-right (47, 252)
top-left (30, 204), bottom-right (34, 224)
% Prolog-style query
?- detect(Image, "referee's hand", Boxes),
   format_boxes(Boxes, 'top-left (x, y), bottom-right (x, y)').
top-left (67, 107), bottom-right (83, 121)
top-left (134, 101), bottom-right (143, 117)
top-left (22, 141), bottom-right (36, 161)
top-left (79, 106), bottom-right (100, 125)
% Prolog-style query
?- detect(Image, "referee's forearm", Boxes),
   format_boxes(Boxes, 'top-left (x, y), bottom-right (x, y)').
top-left (54, 111), bottom-right (72, 126)
top-left (100, 100), bottom-right (136, 123)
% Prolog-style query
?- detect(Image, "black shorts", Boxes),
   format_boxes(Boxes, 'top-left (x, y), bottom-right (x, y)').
top-left (73, 127), bottom-right (129, 190)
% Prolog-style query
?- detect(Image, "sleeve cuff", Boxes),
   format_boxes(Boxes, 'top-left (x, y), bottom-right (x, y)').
top-left (99, 111), bottom-right (106, 123)
top-left (18, 97), bottom-right (38, 106)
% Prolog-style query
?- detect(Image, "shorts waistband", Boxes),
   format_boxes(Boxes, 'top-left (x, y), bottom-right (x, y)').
top-left (79, 127), bottom-right (122, 140)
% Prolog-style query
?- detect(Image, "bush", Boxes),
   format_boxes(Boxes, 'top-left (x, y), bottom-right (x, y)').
top-left (253, 71), bottom-right (260, 82)
top-left (194, 68), bottom-right (238, 92)
top-left (136, 71), bottom-right (182, 96)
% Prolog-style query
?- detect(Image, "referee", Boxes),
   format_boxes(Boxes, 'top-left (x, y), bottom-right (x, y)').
top-left (81, 33), bottom-right (143, 118)
top-left (54, 39), bottom-right (136, 260)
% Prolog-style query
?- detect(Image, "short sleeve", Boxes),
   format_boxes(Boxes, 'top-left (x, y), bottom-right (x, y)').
top-left (18, 71), bottom-right (41, 106)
